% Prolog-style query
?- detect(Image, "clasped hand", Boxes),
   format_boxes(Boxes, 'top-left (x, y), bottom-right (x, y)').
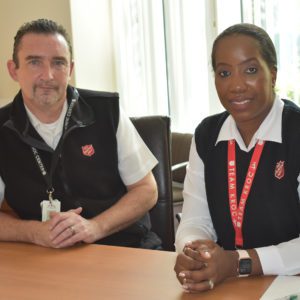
top-left (174, 240), bottom-right (235, 293)
top-left (36, 207), bottom-right (100, 248)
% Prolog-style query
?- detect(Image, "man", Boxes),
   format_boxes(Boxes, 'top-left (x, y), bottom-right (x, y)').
top-left (0, 19), bottom-right (160, 249)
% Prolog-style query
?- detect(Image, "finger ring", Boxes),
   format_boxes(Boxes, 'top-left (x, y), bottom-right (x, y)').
top-left (208, 279), bottom-right (214, 290)
top-left (69, 226), bottom-right (76, 236)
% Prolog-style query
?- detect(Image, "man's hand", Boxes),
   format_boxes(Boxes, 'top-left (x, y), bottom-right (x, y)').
top-left (0, 208), bottom-right (99, 248)
top-left (47, 207), bottom-right (100, 248)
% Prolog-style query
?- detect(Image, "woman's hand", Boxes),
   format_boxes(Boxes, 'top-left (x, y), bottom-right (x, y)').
top-left (174, 240), bottom-right (238, 293)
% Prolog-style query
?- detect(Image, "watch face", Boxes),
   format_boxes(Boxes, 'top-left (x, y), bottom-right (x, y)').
top-left (239, 258), bottom-right (252, 275)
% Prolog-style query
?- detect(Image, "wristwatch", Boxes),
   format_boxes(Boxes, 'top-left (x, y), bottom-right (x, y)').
top-left (237, 249), bottom-right (252, 277)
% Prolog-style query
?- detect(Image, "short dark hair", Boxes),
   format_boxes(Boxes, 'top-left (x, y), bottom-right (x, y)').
top-left (13, 18), bottom-right (73, 67)
top-left (211, 23), bottom-right (277, 71)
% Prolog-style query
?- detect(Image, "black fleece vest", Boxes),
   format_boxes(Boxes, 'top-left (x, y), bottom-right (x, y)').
top-left (194, 100), bottom-right (300, 250)
top-left (0, 86), bottom-right (150, 247)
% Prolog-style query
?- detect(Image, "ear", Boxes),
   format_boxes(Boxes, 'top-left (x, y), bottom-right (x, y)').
top-left (69, 61), bottom-right (74, 78)
top-left (7, 60), bottom-right (19, 82)
top-left (271, 67), bottom-right (277, 88)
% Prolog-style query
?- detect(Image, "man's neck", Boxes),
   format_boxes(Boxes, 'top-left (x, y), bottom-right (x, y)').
top-left (26, 101), bottom-right (66, 124)
top-left (25, 101), bottom-right (66, 124)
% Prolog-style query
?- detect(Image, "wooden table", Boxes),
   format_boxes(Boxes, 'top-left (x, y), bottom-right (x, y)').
top-left (0, 242), bottom-right (275, 300)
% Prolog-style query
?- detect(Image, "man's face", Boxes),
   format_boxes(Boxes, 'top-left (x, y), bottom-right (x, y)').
top-left (7, 33), bottom-right (73, 113)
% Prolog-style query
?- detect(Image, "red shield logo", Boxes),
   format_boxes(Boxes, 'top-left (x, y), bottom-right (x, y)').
top-left (275, 161), bottom-right (285, 180)
top-left (81, 144), bottom-right (95, 157)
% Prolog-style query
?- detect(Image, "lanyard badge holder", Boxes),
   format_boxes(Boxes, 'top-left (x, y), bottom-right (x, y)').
top-left (32, 96), bottom-right (77, 222)
top-left (32, 146), bottom-right (61, 222)
top-left (33, 96), bottom-right (77, 222)
top-left (41, 188), bottom-right (61, 222)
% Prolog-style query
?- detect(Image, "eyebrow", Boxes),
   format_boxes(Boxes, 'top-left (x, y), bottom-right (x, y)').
top-left (25, 55), bottom-right (43, 61)
top-left (25, 55), bottom-right (68, 61)
top-left (52, 56), bottom-right (68, 62)
top-left (216, 57), bottom-right (259, 68)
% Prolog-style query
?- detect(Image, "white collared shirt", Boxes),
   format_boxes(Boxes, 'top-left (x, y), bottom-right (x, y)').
top-left (175, 95), bottom-right (300, 275)
top-left (25, 101), bottom-right (68, 150)
top-left (216, 94), bottom-right (283, 152)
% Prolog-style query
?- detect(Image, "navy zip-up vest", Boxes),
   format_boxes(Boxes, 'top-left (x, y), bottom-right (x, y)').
top-left (0, 86), bottom-right (150, 247)
top-left (194, 100), bottom-right (300, 250)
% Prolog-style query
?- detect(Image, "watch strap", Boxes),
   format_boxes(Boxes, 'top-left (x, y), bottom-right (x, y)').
top-left (237, 249), bottom-right (249, 259)
top-left (237, 249), bottom-right (252, 277)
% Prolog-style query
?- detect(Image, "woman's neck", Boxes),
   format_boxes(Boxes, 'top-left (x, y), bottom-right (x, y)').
top-left (237, 124), bottom-right (257, 147)
top-left (235, 98), bottom-right (275, 147)
top-left (236, 114), bottom-right (266, 147)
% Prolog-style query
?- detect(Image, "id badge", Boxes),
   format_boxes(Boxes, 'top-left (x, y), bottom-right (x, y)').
top-left (40, 199), bottom-right (61, 222)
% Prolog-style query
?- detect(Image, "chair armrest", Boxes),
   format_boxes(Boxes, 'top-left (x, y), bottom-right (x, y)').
top-left (176, 212), bottom-right (182, 223)
top-left (171, 161), bottom-right (188, 172)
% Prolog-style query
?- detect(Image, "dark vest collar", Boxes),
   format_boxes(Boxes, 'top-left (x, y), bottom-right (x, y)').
top-left (66, 85), bottom-right (95, 129)
top-left (4, 85), bottom-right (95, 141)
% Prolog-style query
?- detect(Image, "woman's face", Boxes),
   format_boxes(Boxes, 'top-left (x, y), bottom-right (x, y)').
top-left (214, 34), bottom-right (277, 127)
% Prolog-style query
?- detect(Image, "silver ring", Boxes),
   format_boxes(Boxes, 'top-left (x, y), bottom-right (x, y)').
top-left (69, 226), bottom-right (76, 236)
top-left (208, 279), bottom-right (214, 290)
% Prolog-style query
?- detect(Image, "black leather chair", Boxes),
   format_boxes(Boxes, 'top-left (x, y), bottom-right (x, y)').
top-left (171, 132), bottom-right (193, 225)
top-left (131, 116), bottom-right (175, 251)
top-left (171, 132), bottom-right (193, 204)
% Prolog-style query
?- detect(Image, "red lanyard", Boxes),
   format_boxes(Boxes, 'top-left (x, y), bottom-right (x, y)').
top-left (227, 139), bottom-right (265, 247)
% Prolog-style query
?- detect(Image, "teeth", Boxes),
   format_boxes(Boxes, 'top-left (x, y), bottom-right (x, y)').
top-left (233, 99), bottom-right (250, 105)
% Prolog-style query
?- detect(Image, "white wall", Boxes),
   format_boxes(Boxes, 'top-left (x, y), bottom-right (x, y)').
top-left (0, 0), bottom-right (74, 105)
top-left (0, 0), bottom-right (116, 106)
top-left (70, 0), bottom-right (116, 92)
top-left (215, 0), bottom-right (241, 33)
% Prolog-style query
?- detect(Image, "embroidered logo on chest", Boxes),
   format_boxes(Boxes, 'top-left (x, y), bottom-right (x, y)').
top-left (81, 144), bottom-right (95, 157)
top-left (274, 160), bottom-right (285, 180)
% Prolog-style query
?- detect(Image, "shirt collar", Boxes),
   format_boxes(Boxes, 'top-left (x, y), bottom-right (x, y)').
top-left (216, 94), bottom-right (283, 152)
top-left (24, 100), bottom-right (68, 132)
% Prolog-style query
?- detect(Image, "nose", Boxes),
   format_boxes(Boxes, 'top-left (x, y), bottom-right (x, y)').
top-left (229, 73), bottom-right (247, 93)
top-left (40, 63), bottom-right (54, 80)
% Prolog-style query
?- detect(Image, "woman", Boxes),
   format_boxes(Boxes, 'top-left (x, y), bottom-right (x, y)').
top-left (174, 23), bottom-right (300, 293)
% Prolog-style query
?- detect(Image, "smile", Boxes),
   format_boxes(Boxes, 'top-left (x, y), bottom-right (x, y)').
top-left (232, 99), bottom-right (250, 105)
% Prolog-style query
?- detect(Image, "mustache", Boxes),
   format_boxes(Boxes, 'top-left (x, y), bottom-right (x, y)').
top-left (34, 82), bottom-right (59, 90)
